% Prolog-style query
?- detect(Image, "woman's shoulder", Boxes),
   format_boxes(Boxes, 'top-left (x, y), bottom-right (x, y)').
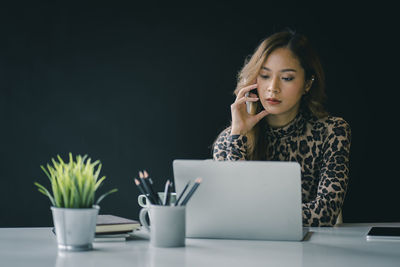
top-left (308, 114), bottom-right (351, 138)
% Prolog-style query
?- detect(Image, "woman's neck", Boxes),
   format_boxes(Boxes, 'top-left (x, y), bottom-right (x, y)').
top-left (266, 105), bottom-right (300, 128)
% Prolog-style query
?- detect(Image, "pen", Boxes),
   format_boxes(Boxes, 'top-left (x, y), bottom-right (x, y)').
top-left (180, 178), bottom-right (202, 206)
top-left (175, 181), bottom-right (190, 206)
top-left (168, 181), bottom-right (173, 205)
top-left (163, 180), bottom-right (171, 206)
top-left (143, 170), bottom-right (162, 205)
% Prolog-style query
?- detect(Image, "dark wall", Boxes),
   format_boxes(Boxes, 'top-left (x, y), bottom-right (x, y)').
top-left (1, 2), bottom-right (397, 227)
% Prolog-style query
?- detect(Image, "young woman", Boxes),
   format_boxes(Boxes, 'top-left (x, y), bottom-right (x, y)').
top-left (213, 30), bottom-right (351, 227)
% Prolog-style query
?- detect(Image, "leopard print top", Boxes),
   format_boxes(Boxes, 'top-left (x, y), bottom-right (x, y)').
top-left (213, 109), bottom-right (351, 227)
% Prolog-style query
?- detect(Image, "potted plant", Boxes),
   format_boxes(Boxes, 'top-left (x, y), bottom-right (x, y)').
top-left (34, 153), bottom-right (117, 251)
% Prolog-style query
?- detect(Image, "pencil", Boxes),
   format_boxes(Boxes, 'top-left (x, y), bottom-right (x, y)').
top-left (139, 171), bottom-right (156, 204)
top-left (180, 178), bottom-right (202, 206)
top-left (174, 181), bottom-right (191, 206)
top-left (143, 170), bottom-right (162, 205)
top-left (134, 178), bottom-right (147, 196)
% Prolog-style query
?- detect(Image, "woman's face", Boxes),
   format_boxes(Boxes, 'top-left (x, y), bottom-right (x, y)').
top-left (256, 47), bottom-right (310, 123)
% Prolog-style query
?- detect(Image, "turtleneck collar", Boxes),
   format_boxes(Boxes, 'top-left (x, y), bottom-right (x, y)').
top-left (265, 109), bottom-right (306, 139)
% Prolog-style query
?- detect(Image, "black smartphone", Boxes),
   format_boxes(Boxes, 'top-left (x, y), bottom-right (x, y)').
top-left (366, 227), bottom-right (400, 241)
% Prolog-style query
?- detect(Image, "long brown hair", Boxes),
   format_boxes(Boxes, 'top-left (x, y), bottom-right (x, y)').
top-left (216, 30), bottom-right (329, 160)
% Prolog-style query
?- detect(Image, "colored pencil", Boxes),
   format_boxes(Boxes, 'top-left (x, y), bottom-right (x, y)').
top-left (134, 178), bottom-right (147, 196)
top-left (143, 170), bottom-right (162, 205)
top-left (175, 181), bottom-right (191, 206)
top-left (139, 171), bottom-right (156, 204)
top-left (180, 178), bottom-right (202, 206)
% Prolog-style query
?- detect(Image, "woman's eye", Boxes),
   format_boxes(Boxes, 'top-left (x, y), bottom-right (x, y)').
top-left (282, 77), bottom-right (294, 81)
top-left (259, 75), bottom-right (270, 79)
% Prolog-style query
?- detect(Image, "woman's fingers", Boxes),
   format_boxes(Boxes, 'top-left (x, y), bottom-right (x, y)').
top-left (231, 83), bottom-right (264, 136)
top-left (236, 84), bottom-right (258, 100)
top-left (248, 92), bottom-right (258, 98)
top-left (255, 109), bottom-right (269, 121)
top-left (234, 96), bottom-right (259, 106)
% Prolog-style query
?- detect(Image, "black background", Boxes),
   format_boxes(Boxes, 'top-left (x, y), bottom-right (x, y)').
top-left (1, 2), bottom-right (397, 227)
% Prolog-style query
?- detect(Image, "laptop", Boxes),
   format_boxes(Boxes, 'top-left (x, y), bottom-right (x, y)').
top-left (173, 159), bottom-right (308, 241)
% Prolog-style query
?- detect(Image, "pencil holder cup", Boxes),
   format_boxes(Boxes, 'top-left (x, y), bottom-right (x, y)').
top-left (138, 192), bottom-right (177, 207)
top-left (139, 205), bottom-right (186, 247)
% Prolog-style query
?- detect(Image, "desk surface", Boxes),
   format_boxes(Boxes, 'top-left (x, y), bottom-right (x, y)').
top-left (1, 223), bottom-right (400, 267)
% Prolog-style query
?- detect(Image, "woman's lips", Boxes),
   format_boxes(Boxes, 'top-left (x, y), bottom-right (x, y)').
top-left (266, 98), bottom-right (281, 105)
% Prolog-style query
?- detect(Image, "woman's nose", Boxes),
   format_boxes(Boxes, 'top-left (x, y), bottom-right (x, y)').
top-left (267, 88), bottom-right (279, 93)
top-left (267, 77), bottom-right (280, 94)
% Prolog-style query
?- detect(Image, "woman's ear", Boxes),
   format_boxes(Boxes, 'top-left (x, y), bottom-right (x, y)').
top-left (304, 76), bottom-right (315, 93)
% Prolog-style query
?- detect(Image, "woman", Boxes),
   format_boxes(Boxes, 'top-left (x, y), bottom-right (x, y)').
top-left (213, 30), bottom-right (351, 227)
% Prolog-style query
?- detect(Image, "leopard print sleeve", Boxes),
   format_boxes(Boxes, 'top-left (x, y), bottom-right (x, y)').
top-left (213, 127), bottom-right (248, 161)
top-left (302, 118), bottom-right (351, 226)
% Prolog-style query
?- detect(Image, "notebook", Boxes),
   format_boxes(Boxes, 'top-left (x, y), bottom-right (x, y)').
top-left (52, 214), bottom-right (140, 239)
top-left (96, 214), bottom-right (140, 234)
top-left (173, 159), bottom-right (308, 241)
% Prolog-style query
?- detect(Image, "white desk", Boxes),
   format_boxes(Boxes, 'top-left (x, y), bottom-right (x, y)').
top-left (1, 223), bottom-right (400, 267)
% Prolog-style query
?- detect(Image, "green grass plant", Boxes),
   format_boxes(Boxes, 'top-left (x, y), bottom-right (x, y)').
top-left (34, 153), bottom-right (118, 208)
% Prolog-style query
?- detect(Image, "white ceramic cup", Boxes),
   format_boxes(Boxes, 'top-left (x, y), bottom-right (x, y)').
top-left (138, 192), bottom-right (177, 207)
top-left (139, 205), bottom-right (185, 247)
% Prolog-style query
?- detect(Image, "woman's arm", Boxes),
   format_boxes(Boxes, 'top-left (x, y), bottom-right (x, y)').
top-left (302, 118), bottom-right (352, 226)
top-left (213, 83), bottom-right (268, 161)
top-left (213, 127), bottom-right (248, 161)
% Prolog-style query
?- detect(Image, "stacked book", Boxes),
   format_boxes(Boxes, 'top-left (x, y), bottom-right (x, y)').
top-left (95, 214), bottom-right (140, 242)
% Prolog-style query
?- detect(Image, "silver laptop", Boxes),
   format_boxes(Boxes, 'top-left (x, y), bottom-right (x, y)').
top-left (173, 159), bottom-right (308, 241)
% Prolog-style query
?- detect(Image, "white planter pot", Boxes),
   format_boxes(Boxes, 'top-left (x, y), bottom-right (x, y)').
top-left (51, 205), bottom-right (99, 251)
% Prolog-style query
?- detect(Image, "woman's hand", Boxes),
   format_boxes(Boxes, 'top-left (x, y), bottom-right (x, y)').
top-left (230, 84), bottom-right (269, 135)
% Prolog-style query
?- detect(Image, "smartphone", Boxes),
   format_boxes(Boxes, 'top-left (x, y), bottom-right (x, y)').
top-left (245, 89), bottom-right (262, 114)
top-left (366, 227), bottom-right (400, 241)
